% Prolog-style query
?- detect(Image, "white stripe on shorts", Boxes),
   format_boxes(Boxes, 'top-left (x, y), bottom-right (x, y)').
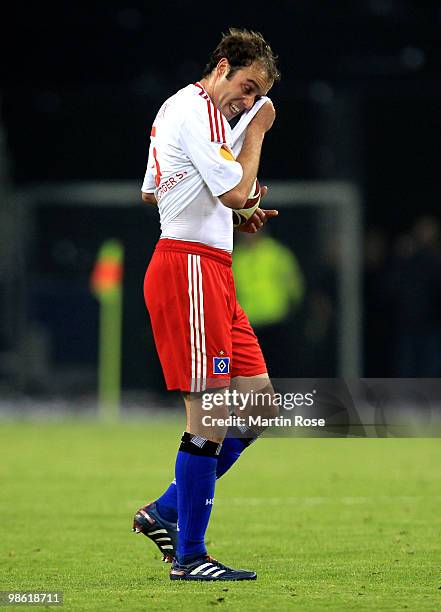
top-left (188, 254), bottom-right (206, 392)
top-left (196, 255), bottom-right (207, 391)
top-left (192, 255), bottom-right (201, 390)
top-left (188, 255), bottom-right (196, 391)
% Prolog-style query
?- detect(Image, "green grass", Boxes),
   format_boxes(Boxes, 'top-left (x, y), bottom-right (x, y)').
top-left (1, 419), bottom-right (441, 610)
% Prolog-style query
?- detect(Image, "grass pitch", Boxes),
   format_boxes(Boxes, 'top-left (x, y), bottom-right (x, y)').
top-left (1, 418), bottom-right (440, 610)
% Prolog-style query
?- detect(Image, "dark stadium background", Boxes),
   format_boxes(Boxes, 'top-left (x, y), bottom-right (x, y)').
top-left (1, 1), bottom-right (440, 397)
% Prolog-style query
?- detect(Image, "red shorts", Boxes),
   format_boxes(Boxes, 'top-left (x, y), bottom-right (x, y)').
top-left (144, 239), bottom-right (267, 392)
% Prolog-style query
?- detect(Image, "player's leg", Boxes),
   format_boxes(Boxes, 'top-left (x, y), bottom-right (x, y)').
top-left (168, 310), bottom-right (276, 575)
top-left (137, 385), bottom-right (256, 580)
top-left (152, 301), bottom-right (275, 527)
top-left (214, 373), bottom-right (267, 468)
top-left (135, 242), bottom-right (257, 578)
top-left (153, 389), bottom-right (258, 525)
top-left (134, 397), bottom-right (225, 566)
top-left (172, 390), bottom-right (227, 562)
top-left (145, 244), bottom-right (232, 546)
top-left (169, 389), bottom-right (256, 581)
top-left (141, 243), bottom-right (233, 543)
top-left (174, 374), bottom-right (273, 566)
top-left (133, 245), bottom-right (189, 561)
top-left (214, 302), bottom-right (278, 468)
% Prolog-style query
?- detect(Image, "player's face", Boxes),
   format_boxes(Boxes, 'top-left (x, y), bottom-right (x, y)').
top-left (213, 60), bottom-right (273, 120)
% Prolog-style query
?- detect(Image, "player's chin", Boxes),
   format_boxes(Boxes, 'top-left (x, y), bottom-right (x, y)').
top-left (224, 105), bottom-right (240, 120)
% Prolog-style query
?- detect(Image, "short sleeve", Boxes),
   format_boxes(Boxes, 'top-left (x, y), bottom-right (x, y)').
top-left (180, 98), bottom-right (243, 197)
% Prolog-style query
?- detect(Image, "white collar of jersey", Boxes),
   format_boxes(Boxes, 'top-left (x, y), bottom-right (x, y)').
top-left (194, 82), bottom-right (210, 97)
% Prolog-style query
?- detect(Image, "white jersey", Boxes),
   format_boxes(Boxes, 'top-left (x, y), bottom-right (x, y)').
top-left (141, 82), bottom-right (243, 252)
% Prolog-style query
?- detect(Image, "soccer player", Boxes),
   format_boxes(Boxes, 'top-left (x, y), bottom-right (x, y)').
top-left (133, 29), bottom-right (280, 581)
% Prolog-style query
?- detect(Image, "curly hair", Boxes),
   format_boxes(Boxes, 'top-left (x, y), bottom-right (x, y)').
top-left (202, 28), bottom-right (280, 83)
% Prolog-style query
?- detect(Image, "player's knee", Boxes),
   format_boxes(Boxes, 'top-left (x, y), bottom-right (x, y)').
top-left (256, 382), bottom-right (279, 419)
top-left (240, 382), bottom-right (278, 419)
top-left (183, 388), bottom-right (230, 444)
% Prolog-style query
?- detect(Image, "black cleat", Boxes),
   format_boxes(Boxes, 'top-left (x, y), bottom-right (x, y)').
top-left (132, 502), bottom-right (177, 563)
top-left (170, 555), bottom-right (257, 581)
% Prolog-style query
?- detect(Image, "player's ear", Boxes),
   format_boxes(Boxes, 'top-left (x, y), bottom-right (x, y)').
top-left (216, 58), bottom-right (230, 77)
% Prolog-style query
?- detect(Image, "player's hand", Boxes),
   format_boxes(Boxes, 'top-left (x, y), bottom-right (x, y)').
top-left (249, 100), bottom-right (276, 133)
top-left (236, 186), bottom-right (279, 233)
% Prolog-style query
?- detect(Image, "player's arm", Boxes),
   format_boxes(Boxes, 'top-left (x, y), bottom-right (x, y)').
top-left (140, 137), bottom-right (158, 205)
top-left (219, 101), bottom-right (276, 210)
top-left (141, 191), bottom-right (157, 205)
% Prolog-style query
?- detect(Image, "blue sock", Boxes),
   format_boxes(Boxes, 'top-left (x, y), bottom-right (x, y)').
top-left (215, 437), bottom-right (248, 478)
top-left (175, 433), bottom-right (220, 564)
top-left (155, 429), bottom-right (254, 525)
top-left (155, 480), bottom-right (178, 522)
